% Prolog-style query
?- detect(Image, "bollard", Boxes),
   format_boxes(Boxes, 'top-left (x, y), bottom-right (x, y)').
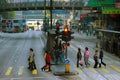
top-left (65, 63), bottom-right (70, 73)
top-left (65, 58), bottom-right (70, 73)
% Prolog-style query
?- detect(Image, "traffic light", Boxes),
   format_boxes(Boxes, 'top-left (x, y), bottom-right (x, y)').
top-left (61, 27), bottom-right (74, 42)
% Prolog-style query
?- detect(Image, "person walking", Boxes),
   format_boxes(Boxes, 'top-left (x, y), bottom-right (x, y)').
top-left (84, 47), bottom-right (90, 67)
top-left (99, 48), bottom-right (106, 68)
top-left (59, 43), bottom-right (65, 63)
top-left (93, 50), bottom-right (99, 68)
top-left (41, 51), bottom-right (51, 71)
top-left (28, 48), bottom-right (36, 71)
top-left (77, 48), bottom-right (82, 67)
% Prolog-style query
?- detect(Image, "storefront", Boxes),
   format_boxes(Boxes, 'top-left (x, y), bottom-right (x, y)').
top-left (97, 29), bottom-right (120, 58)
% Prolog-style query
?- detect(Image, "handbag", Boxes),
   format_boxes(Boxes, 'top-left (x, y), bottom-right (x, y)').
top-left (79, 60), bottom-right (83, 65)
top-left (98, 59), bottom-right (101, 63)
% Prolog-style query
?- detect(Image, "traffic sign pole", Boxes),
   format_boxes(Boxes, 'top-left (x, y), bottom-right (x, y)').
top-left (65, 41), bottom-right (70, 73)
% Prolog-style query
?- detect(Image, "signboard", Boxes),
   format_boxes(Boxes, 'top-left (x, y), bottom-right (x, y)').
top-left (115, 3), bottom-right (120, 8)
top-left (102, 7), bottom-right (120, 14)
top-left (80, 14), bottom-right (88, 20)
top-left (82, 6), bottom-right (93, 10)
top-left (52, 10), bottom-right (69, 14)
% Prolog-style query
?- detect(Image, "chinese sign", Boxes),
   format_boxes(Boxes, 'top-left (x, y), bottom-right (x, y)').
top-left (102, 7), bottom-right (120, 14)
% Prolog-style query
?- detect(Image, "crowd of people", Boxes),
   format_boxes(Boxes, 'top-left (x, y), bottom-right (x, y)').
top-left (27, 46), bottom-right (106, 72)
top-left (77, 47), bottom-right (106, 68)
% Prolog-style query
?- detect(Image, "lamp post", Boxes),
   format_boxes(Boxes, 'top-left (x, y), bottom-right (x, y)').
top-left (0, 15), bottom-right (2, 31)
top-left (44, 0), bottom-right (46, 18)
top-left (50, 0), bottom-right (52, 29)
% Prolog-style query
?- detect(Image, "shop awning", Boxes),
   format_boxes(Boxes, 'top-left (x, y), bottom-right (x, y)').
top-left (96, 29), bottom-right (120, 34)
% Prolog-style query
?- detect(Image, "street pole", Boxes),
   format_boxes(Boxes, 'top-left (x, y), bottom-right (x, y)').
top-left (50, 0), bottom-right (52, 29)
top-left (65, 41), bottom-right (68, 59)
top-left (0, 15), bottom-right (2, 31)
top-left (65, 41), bottom-right (70, 73)
top-left (45, 0), bottom-right (46, 18)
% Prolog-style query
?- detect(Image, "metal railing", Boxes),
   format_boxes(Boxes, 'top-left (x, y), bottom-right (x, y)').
top-left (0, 1), bottom-right (84, 11)
top-left (0, 1), bottom-right (113, 11)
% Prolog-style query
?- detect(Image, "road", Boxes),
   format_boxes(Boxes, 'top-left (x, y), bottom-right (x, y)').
top-left (0, 30), bottom-right (120, 80)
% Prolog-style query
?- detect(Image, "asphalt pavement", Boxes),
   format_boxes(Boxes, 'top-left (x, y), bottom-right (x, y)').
top-left (0, 30), bottom-right (120, 80)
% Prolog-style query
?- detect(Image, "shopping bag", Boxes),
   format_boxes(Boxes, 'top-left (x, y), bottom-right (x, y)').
top-left (32, 69), bottom-right (37, 74)
top-left (79, 60), bottom-right (83, 65)
top-left (45, 64), bottom-right (49, 69)
top-left (98, 59), bottom-right (101, 63)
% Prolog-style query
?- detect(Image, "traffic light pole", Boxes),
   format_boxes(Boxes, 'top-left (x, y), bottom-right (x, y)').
top-left (65, 41), bottom-right (68, 59)
top-left (50, 0), bottom-right (52, 29)
top-left (65, 41), bottom-right (70, 73)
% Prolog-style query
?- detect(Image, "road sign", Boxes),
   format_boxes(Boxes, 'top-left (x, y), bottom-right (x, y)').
top-left (65, 58), bottom-right (70, 64)
top-left (52, 10), bottom-right (69, 14)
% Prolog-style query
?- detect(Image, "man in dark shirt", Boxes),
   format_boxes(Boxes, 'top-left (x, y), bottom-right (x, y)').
top-left (77, 48), bottom-right (82, 67)
top-left (99, 48), bottom-right (106, 68)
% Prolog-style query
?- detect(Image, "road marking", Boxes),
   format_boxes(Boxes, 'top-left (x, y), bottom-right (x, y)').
top-left (18, 66), bottom-right (23, 76)
top-left (109, 64), bottom-right (120, 73)
top-left (76, 67), bottom-right (82, 73)
top-left (101, 67), bottom-right (109, 73)
top-left (88, 66), bottom-right (97, 73)
top-left (74, 65), bottom-right (82, 73)
top-left (5, 67), bottom-right (13, 76)
top-left (32, 69), bottom-right (37, 74)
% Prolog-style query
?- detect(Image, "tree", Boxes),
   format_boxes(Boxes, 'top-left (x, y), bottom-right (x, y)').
top-left (0, 0), bottom-right (15, 19)
top-left (0, 11), bottom-right (16, 19)
top-left (43, 10), bottom-right (50, 18)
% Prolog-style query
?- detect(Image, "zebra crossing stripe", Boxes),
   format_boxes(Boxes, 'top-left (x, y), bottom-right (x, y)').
top-left (5, 67), bottom-right (13, 76)
top-left (101, 67), bottom-right (109, 73)
top-left (32, 69), bottom-right (37, 74)
top-left (88, 66), bottom-right (97, 73)
top-left (77, 67), bottom-right (82, 73)
top-left (18, 66), bottom-right (23, 76)
top-left (109, 65), bottom-right (120, 73)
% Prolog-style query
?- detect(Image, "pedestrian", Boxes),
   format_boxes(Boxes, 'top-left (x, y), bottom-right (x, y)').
top-left (93, 50), bottom-right (99, 68)
top-left (84, 47), bottom-right (90, 67)
top-left (99, 48), bottom-right (106, 68)
top-left (59, 43), bottom-right (65, 63)
top-left (55, 47), bottom-right (60, 64)
top-left (28, 48), bottom-right (36, 71)
top-left (77, 48), bottom-right (82, 67)
top-left (41, 51), bottom-right (51, 71)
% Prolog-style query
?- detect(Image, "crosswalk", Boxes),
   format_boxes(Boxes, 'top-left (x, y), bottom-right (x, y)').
top-left (76, 64), bottom-right (120, 74)
top-left (1, 64), bottom-right (120, 76)
top-left (5, 67), bottom-right (13, 76)
top-left (4, 66), bottom-right (38, 76)
top-left (18, 66), bottom-right (24, 76)
top-left (101, 67), bottom-right (109, 73)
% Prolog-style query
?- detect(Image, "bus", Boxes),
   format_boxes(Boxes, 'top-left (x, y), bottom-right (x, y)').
top-left (1, 19), bottom-right (26, 33)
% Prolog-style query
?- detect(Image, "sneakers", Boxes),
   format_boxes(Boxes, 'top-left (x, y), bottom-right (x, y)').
top-left (41, 68), bottom-right (44, 71)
